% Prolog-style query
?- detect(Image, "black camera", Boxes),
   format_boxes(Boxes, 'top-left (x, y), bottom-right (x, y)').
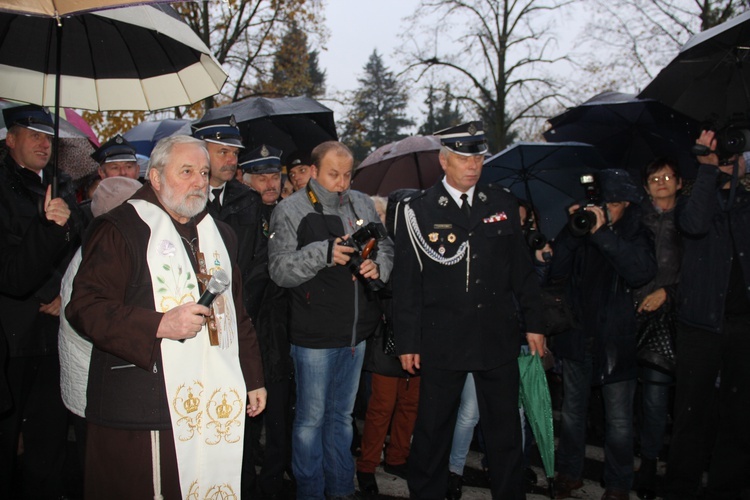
top-left (339, 221), bottom-right (388, 292)
top-left (568, 174), bottom-right (605, 237)
top-left (692, 117), bottom-right (750, 161)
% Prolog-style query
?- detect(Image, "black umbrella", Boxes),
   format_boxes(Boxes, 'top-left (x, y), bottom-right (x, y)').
top-left (544, 91), bottom-right (701, 181)
top-left (638, 10), bottom-right (750, 123)
top-left (482, 142), bottom-right (609, 240)
top-left (200, 96), bottom-right (338, 163)
top-left (352, 135), bottom-right (443, 196)
top-left (0, 2), bottom-right (226, 194)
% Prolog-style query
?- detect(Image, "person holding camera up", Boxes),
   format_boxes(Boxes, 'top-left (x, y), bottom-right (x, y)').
top-left (393, 121), bottom-right (547, 499)
top-left (268, 141), bottom-right (393, 500)
top-left (663, 131), bottom-right (750, 500)
top-left (549, 169), bottom-right (656, 500)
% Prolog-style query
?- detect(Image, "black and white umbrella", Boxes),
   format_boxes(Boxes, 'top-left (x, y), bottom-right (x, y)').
top-left (0, 2), bottom-right (227, 193)
top-left (0, 4), bottom-right (226, 111)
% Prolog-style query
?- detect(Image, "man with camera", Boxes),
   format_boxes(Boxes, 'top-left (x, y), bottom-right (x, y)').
top-left (393, 121), bottom-right (547, 499)
top-left (549, 169), bottom-right (656, 500)
top-left (268, 140), bottom-right (393, 499)
top-left (664, 131), bottom-right (750, 500)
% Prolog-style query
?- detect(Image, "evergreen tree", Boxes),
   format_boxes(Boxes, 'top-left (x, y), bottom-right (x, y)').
top-left (255, 22), bottom-right (326, 98)
top-left (418, 85), bottom-right (463, 135)
top-left (341, 50), bottom-right (414, 161)
top-left (307, 49), bottom-right (326, 98)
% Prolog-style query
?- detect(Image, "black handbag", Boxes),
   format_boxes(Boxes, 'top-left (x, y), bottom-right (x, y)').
top-left (539, 281), bottom-right (577, 336)
top-left (636, 308), bottom-right (676, 374)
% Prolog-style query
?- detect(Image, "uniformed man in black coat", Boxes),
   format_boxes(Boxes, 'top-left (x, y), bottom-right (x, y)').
top-left (393, 121), bottom-right (546, 499)
top-left (0, 104), bottom-right (83, 498)
top-left (192, 114), bottom-right (265, 319)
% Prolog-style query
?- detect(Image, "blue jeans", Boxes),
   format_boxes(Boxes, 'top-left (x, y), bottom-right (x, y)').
top-left (557, 357), bottom-right (636, 491)
top-left (291, 342), bottom-right (365, 499)
top-left (638, 367), bottom-right (673, 460)
top-left (448, 373), bottom-right (479, 475)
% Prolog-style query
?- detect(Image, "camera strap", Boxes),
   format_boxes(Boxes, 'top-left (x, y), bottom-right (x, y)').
top-left (306, 182), bottom-right (364, 237)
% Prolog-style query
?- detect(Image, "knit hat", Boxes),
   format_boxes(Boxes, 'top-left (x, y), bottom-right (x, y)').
top-left (91, 177), bottom-right (142, 217)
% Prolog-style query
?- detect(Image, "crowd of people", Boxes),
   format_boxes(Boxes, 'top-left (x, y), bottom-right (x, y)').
top-left (0, 103), bottom-right (748, 500)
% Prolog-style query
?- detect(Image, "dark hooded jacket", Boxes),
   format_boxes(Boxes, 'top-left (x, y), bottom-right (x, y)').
top-left (675, 163), bottom-right (750, 332)
top-left (549, 170), bottom-right (657, 384)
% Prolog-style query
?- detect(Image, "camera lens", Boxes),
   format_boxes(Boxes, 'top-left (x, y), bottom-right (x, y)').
top-left (568, 209), bottom-right (596, 237)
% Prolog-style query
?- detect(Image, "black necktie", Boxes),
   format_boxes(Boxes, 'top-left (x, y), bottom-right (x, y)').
top-left (211, 187), bottom-right (223, 211)
top-left (460, 193), bottom-right (471, 218)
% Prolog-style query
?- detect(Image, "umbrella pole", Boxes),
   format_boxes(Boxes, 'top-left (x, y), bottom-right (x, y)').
top-left (51, 16), bottom-right (63, 199)
top-left (548, 476), bottom-right (555, 499)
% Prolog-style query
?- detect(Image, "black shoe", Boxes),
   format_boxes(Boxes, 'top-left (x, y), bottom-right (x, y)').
top-left (525, 467), bottom-right (538, 486)
top-left (356, 471), bottom-right (379, 496)
top-left (636, 457), bottom-right (657, 500)
top-left (446, 472), bottom-right (463, 500)
top-left (384, 461), bottom-right (409, 480)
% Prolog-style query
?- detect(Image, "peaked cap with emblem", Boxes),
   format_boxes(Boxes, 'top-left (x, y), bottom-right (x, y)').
top-left (191, 114), bottom-right (244, 148)
top-left (435, 120), bottom-right (488, 156)
top-left (91, 134), bottom-right (137, 164)
top-left (239, 144), bottom-right (282, 174)
top-left (2, 104), bottom-right (55, 136)
top-left (287, 149), bottom-right (312, 170)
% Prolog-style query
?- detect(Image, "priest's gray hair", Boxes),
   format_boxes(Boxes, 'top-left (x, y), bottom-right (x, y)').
top-left (147, 135), bottom-right (209, 177)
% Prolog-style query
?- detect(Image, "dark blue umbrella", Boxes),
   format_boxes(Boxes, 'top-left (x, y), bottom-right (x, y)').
top-left (122, 118), bottom-right (191, 157)
top-left (482, 142), bottom-right (609, 240)
top-left (544, 91), bottom-right (700, 181)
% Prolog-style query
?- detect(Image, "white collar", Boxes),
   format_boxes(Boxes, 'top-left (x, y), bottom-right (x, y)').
top-left (441, 177), bottom-right (475, 207)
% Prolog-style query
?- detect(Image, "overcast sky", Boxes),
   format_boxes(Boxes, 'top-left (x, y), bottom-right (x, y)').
top-left (316, 0), bottom-right (420, 123)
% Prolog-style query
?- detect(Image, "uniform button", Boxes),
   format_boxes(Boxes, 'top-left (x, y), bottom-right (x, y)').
top-left (477, 303), bottom-right (483, 309)
top-left (468, 231), bottom-right (474, 237)
top-left (472, 254), bottom-right (479, 259)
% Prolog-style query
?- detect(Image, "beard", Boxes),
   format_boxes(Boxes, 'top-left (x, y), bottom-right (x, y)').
top-left (159, 179), bottom-right (208, 219)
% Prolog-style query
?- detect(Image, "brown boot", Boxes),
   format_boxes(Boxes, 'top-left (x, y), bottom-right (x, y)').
top-left (601, 489), bottom-right (630, 500)
top-left (553, 474), bottom-right (583, 499)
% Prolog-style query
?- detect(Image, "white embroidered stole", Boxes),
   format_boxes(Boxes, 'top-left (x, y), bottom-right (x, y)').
top-left (130, 200), bottom-right (246, 500)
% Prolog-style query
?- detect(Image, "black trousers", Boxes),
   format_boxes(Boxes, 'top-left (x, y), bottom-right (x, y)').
top-left (241, 375), bottom-right (293, 496)
top-left (407, 361), bottom-right (523, 500)
top-left (0, 354), bottom-right (68, 499)
top-left (665, 318), bottom-right (750, 500)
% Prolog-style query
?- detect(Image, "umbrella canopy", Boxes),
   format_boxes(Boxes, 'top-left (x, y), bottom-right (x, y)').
top-left (0, 4), bottom-right (227, 111)
top-left (122, 118), bottom-right (192, 157)
top-left (0, 0), bottom-right (174, 16)
top-left (544, 91), bottom-right (701, 181)
top-left (352, 135), bottom-right (443, 196)
top-left (201, 96), bottom-right (337, 163)
top-left (518, 351), bottom-right (555, 494)
top-left (482, 142), bottom-right (609, 240)
top-left (638, 10), bottom-right (750, 123)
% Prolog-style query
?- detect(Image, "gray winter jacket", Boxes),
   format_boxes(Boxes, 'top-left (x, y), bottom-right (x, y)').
top-left (268, 179), bottom-right (394, 348)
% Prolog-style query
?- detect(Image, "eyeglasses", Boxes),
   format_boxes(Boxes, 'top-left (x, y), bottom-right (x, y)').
top-left (288, 166), bottom-right (309, 179)
top-left (648, 174), bottom-right (673, 184)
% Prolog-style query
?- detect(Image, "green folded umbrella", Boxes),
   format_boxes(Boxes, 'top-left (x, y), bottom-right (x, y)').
top-left (518, 350), bottom-right (555, 496)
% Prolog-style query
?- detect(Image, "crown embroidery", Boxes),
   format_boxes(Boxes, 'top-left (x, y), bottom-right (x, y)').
top-left (217, 394), bottom-right (232, 419)
top-left (468, 123), bottom-right (477, 135)
top-left (184, 389), bottom-right (200, 413)
top-left (260, 145), bottom-right (269, 157)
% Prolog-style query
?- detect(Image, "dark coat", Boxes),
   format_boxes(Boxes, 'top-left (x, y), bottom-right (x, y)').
top-left (392, 182), bottom-right (546, 371)
top-left (675, 164), bottom-right (750, 332)
top-left (634, 200), bottom-right (682, 307)
top-left (0, 150), bottom-right (82, 357)
top-left (206, 179), bottom-right (266, 320)
top-left (549, 205), bottom-right (656, 385)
